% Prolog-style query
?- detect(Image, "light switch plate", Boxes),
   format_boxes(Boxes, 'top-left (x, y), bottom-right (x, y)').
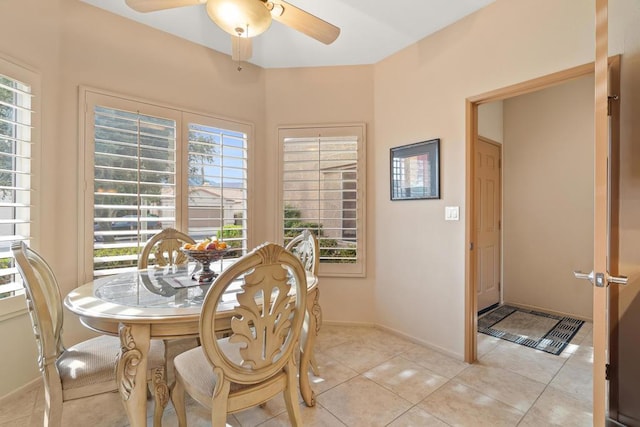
top-left (445, 206), bottom-right (459, 221)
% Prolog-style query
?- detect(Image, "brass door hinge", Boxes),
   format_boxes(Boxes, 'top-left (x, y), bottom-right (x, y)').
top-left (608, 95), bottom-right (619, 116)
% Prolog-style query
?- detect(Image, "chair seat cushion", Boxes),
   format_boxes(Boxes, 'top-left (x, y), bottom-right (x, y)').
top-left (173, 340), bottom-right (244, 403)
top-left (174, 346), bottom-right (217, 401)
top-left (58, 335), bottom-right (165, 399)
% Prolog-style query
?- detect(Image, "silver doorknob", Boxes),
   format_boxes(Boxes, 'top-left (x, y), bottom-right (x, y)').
top-left (573, 270), bottom-right (628, 287)
top-left (574, 270), bottom-right (594, 284)
top-left (609, 275), bottom-right (628, 285)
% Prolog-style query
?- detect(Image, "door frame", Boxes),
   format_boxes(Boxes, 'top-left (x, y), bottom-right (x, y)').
top-left (464, 60), bottom-right (608, 362)
top-left (465, 57), bottom-right (620, 426)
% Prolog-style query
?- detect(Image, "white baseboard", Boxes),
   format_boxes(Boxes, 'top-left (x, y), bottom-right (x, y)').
top-left (323, 320), bottom-right (465, 361)
top-left (0, 377), bottom-right (41, 403)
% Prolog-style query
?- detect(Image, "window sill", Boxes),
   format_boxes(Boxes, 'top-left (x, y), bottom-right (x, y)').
top-left (0, 295), bottom-right (28, 322)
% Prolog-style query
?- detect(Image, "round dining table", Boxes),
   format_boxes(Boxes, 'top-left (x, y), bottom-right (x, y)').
top-left (64, 263), bottom-right (320, 427)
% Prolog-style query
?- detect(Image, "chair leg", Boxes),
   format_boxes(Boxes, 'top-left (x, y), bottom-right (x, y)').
top-left (283, 362), bottom-right (303, 427)
top-left (309, 352), bottom-right (320, 376)
top-left (151, 367), bottom-right (169, 427)
top-left (171, 376), bottom-right (188, 427)
top-left (211, 380), bottom-right (231, 427)
top-left (43, 383), bottom-right (63, 427)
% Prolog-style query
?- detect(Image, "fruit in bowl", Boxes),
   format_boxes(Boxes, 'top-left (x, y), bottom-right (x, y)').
top-left (180, 238), bottom-right (229, 284)
top-left (182, 238), bottom-right (228, 251)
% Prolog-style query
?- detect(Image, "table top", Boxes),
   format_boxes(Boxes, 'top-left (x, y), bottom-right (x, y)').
top-left (64, 263), bottom-right (317, 325)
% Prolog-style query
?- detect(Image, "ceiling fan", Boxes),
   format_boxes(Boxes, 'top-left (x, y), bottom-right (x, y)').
top-left (125, 0), bottom-right (340, 63)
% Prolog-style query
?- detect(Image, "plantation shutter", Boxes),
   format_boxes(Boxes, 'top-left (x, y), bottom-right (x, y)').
top-left (0, 72), bottom-right (33, 298)
top-left (84, 92), bottom-right (252, 280)
top-left (186, 115), bottom-right (248, 257)
top-left (280, 125), bottom-right (365, 277)
top-left (92, 106), bottom-right (177, 277)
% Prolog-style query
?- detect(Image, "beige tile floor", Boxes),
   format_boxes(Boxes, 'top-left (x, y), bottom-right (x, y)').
top-left (0, 322), bottom-right (593, 427)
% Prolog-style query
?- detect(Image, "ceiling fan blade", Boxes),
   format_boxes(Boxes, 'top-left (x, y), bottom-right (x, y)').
top-left (125, 0), bottom-right (206, 13)
top-left (269, 1), bottom-right (340, 45)
top-left (231, 36), bottom-right (253, 62)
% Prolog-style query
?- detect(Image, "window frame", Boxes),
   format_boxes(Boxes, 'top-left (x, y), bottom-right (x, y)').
top-left (0, 54), bottom-right (41, 318)
top-left (277, 123), bottom-right (366, 278)
top-left (78, 87), bottom-right (253, 283)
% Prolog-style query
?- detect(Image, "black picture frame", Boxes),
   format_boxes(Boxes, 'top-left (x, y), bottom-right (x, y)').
top-left (390, 138), bottom-right (440, 200)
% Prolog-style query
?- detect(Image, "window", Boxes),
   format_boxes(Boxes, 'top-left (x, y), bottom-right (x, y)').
top-left (185, 113), bottom-right (248, 255)
top-left (0, 57), bottom-right (39, 303)
top-left (279, 124), bottom-right (366, 277)
top-left (82, 91), bottom-right (250, 279)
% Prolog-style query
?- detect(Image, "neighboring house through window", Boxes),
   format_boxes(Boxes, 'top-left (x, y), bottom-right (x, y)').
top-left (279, 124), bottom-right (366, 277)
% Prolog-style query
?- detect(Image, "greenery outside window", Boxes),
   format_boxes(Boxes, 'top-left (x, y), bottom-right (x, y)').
top-left (279, 124), bottom-right (366, 277)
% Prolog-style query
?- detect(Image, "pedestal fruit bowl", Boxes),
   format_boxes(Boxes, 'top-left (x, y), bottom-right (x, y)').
top-left (180, 240), bottom-right (228, 284)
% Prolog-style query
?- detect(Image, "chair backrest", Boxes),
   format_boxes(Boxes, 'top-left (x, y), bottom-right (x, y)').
top-left (138, 227), bottom-right (195, 269)
top-left (11, 241), bottom-right (65, 373)
top-left (285, 229), bottom-right (319, 275)
top-left (199, 242), bottom-right (307, 385)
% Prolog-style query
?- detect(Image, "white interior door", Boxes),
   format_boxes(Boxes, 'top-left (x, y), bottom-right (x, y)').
top-left (475, 137), bottom-right (501, 312)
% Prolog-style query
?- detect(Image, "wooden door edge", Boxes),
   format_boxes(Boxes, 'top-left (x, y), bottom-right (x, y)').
top-left (607, 53), bottom-right (621, 421)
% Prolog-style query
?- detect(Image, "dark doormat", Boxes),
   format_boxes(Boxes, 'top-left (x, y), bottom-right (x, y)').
top-left (478, 305), bottom-right (584, 355)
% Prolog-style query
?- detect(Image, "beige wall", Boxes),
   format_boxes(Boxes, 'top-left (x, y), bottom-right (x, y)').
top-left (502, 75), bottom-right (594, 319)
top-left (373, 0), bottom-right (596, 356)
top-left (478, 101), bottom-right (504, 144)
top-left (0, 0), bottom-right (64, 397)
top-left (263, 66), bottom-right (376, 323)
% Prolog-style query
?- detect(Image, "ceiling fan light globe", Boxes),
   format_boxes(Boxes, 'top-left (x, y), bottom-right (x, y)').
top-left (206, 0), bottom-right (272, 37)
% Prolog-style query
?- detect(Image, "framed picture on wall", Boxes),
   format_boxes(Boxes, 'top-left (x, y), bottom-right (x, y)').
top-left (390, 138), bottom-right (440, 200)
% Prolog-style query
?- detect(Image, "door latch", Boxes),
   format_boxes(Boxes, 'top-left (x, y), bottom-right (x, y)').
top-left (573, 270), bottom-right (628, 287)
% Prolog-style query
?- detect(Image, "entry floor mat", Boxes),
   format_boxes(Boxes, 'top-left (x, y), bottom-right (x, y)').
top-left (478, 305), bottom-right (584, 355)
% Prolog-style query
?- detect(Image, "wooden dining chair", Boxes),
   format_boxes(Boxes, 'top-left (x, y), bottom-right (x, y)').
top-left (138, 227), bottom-right (202, 362)
top-left (286, 229), bottom-right (321, 376)
top-left (11, 241), bottom-right (168, 427)
top-left (138, 227), bottom-right (195, 270)
top-left (171, 242), bottom-right (308, 427)
top-left (285, 229), bottom-right (319, 276)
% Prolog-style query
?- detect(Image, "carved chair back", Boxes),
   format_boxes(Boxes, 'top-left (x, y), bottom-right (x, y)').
top-left (200, 242), bottom-right (308, 385)
top-left (138, 227), bottom-right (195, 269)
top-left (12, 241), bottom-right (66, 381)
top-left (285, 229), bottom-right (319, 275)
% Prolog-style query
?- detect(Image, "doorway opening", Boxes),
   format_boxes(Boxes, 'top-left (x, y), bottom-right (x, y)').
top-left (464, 62), bottom-right (597, 363)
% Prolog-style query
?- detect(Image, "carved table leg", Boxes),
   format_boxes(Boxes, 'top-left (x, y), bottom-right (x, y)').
top-left (300, 287), bottom-right (320, 407)
top-left (115, 323), bottom-right (151, 427)
top-left (152, 365), bottom-right (169, 427)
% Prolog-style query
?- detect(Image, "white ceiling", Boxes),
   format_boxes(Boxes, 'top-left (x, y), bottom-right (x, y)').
top-left (80, 0), bottom-right (496, 69)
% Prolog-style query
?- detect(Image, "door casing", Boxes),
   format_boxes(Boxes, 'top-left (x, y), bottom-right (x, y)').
top-left (464, 61), bottom-right (597, 362)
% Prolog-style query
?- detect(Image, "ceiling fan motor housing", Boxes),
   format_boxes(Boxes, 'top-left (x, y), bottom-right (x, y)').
top-left (206, 0), bottom-right (272, 38)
